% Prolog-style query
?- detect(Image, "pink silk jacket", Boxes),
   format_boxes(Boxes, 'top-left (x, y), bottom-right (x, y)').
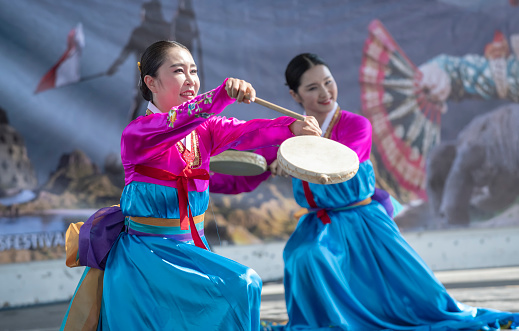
top-left (121, 79), bottom-right (297, 192)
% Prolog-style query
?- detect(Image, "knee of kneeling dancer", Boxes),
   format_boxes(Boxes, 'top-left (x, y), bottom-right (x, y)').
top-left (242, 268), bottom-right (262, 292)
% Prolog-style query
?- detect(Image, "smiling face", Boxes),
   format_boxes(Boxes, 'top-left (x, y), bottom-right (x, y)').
top-left (290, 64), bottom-right (338, 121)
top-left (144, 46), bottom-right (200, 112)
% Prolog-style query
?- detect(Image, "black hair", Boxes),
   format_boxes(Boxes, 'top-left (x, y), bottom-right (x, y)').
top-left (139, 40), bottom-right (190, 101)
top-left (284, 53), bottom-right (329, 92)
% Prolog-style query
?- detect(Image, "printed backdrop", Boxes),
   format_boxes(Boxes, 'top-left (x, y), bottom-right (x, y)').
top-left (1, 0), bottom-right (519, 263)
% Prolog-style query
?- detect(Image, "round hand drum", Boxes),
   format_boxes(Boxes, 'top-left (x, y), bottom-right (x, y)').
top-left (209, 150), bottom-right (267, 176)
top-left (277, 136), bottom-right (359, 184)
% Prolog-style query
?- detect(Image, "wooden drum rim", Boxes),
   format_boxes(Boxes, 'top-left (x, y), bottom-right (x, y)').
top-left (277, 136), bottom-right (359, 185)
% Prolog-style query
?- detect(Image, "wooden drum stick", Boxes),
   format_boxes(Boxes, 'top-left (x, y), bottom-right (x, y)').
top-left (253, 97), bottom-right (306, 121)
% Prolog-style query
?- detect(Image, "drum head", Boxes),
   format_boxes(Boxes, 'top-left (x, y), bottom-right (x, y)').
top-left (210, 150), bottom-right (267, 176)
top-left (277, 136), bottom-right (359, 184)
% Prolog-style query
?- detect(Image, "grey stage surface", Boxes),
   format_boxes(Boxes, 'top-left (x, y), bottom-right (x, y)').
top-left (1, 266), bottom-right (518, 331)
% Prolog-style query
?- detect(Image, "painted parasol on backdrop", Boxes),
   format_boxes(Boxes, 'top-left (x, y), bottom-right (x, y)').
top-left (359, 19), bottom-right (444, 202)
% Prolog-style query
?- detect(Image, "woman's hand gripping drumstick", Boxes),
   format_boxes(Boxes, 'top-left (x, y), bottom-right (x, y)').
top-left (225, 79), bottom-right (321, 137)
top-left (225, 79), bottom-right (305, 120)
top-left (288, 116), bottom-right (321, 137)
top-left (253, 97), bottom-right (322, 177)
top-left (225, 78), bottom-right (257, 103)
top-left (225, 80), bottom-right (321, 177)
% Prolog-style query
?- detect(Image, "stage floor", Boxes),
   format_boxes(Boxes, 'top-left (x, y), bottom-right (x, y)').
top-left (1, 266), bottom-right (518, 331)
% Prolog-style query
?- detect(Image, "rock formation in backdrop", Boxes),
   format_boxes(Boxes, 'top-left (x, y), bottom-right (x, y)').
top-left (1, 149), bottom-right (123, 214)
top-left (0, 107), bottom-right (38, 197)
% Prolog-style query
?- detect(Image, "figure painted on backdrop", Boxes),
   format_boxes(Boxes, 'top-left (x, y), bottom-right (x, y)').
top-left (60, 41), bottom-right (321, 331)
top-left (106, 0), bottom-right (205, 121)
top-left (106, 0), bottom-right (170, 121)
top-left (360, 19), bottom-right (519, 226)
top-left (426, 103), bottom-right (519, 227)
top-left (419, 31), bottom-right (519, 226)
top-left (171, 0), bottom-right (204, 92)
top-left (419, 30), bottom-right (519, 110)
top-left (211, 53), bottom-right (519, 330)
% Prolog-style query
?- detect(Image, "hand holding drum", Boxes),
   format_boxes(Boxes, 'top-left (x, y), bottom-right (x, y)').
top-left (210, 97), bottom-right (359, 184)
top-left (251, 98), bottom-right (359, 184)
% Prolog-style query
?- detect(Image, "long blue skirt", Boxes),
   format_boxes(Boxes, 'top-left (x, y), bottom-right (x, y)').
top-left (61, 232), bottom-right (262, 331)
top-left (61, 182), bottom-right (263, 331)
top-left (279, 201), bottom-right (518, 330)
top-left (100, 232), bottom-right (262, 330)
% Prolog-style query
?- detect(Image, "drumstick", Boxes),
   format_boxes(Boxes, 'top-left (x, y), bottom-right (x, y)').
top-left (253, 97), bottom-right (306, 121)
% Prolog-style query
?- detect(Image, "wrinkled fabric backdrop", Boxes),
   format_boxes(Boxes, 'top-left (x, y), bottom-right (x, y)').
top-left (1, 0), bottom-right (518, 257)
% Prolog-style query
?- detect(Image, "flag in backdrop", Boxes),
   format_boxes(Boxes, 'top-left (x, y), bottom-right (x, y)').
top-left (34, 23), bottom-right (85, 94)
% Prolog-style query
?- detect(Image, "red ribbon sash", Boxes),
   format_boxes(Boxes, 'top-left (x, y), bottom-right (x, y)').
top-left (134, 164), bottom-right (210, 249)
top-left (302, 181), bottom-right (331, 224)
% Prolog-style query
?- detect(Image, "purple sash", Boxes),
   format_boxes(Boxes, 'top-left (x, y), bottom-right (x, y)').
top-left (78, 206), bottom-right (125, 270)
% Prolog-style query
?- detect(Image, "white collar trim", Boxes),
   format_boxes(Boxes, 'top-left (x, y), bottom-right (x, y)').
top-left (147, 101), bottom-right (162, 114)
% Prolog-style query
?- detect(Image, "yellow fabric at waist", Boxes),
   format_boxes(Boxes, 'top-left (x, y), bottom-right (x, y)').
top-left (351, 197), bottom-right (372, 208)
top-left (129, 214), bottom-right (205, 227)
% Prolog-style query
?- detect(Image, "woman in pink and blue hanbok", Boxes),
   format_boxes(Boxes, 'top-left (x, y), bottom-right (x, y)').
top-left (60, 41), bottom-right (321, 331)
top-left (212, 53), bottom-right (519, 331)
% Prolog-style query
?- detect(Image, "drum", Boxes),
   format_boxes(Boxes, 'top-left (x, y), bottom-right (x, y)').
top-left (277, 136), bottom-right (359, 185)
top-left (209, 150), bottom-right (267, 176)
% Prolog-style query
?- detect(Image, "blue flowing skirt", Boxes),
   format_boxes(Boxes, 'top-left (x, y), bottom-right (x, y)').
top-left (98, 232), bottom-right (261, 330)
top-left (61, 182), bottom-right (262, 331)
top-left (277, 161), bottom-right (518, 330)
